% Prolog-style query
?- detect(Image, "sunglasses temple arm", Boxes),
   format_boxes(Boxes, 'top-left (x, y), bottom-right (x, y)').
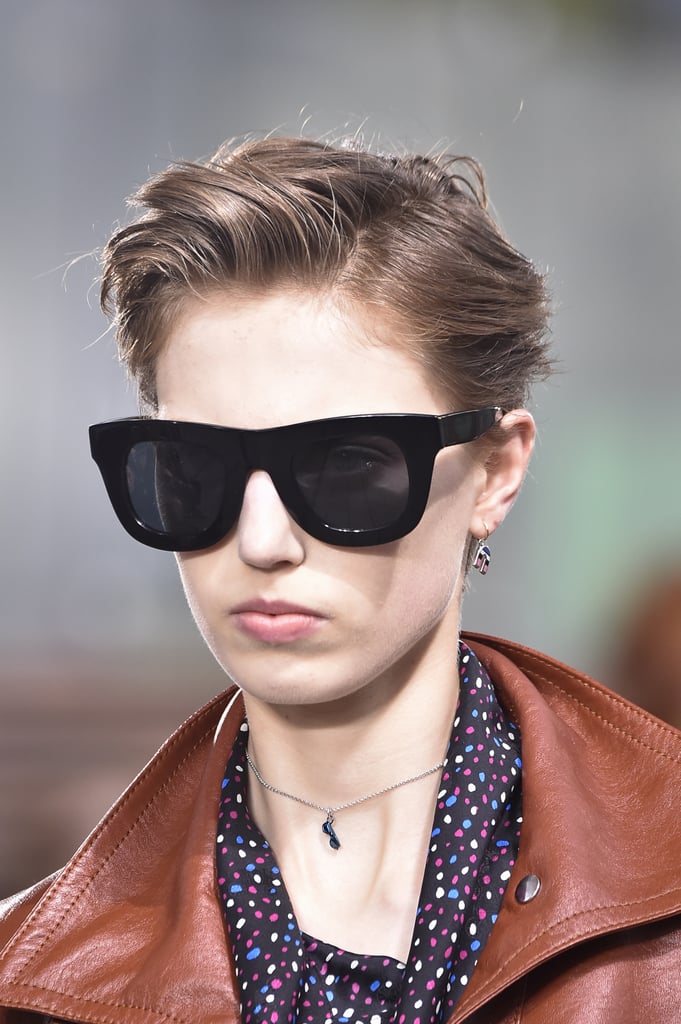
top-left (439, 407), bottom-right (503, 447)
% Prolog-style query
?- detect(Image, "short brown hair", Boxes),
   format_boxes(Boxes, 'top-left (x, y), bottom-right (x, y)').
top-left (101, 136), bottom-right (551, 410)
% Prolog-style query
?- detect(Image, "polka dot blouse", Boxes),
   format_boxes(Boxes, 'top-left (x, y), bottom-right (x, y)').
top-left (216, 643), bottom-right (522, 1023)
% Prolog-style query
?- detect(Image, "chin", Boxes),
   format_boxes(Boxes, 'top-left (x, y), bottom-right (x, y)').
top-left (220, 661), bottom-right (366, 709)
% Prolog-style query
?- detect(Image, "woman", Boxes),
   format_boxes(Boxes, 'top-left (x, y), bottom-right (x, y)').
top-left (1, 137), bottom-right (679, 1024)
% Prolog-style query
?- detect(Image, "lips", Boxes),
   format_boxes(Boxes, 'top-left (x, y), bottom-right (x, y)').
top-left (231, 598), bottom-right (327, 643)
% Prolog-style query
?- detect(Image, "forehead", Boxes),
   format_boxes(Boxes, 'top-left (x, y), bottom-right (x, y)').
top-left (155, 290), bottom-right (449, 427)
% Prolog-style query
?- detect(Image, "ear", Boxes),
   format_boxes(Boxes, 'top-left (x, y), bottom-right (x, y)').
top-left (470, 409), bottom-right (536, 538)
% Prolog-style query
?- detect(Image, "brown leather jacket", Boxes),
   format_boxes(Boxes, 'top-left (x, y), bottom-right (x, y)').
top-left (1, 634), bottom-right (680, 1024)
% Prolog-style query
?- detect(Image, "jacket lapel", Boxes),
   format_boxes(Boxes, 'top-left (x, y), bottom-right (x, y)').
top-left (451, 634), bottom-right (681, 1021)
top-left (0, 688), bottom-right (247, 1024)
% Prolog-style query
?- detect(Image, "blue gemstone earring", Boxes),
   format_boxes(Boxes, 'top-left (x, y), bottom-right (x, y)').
top-left (472, 524), bottom-right (491, 576)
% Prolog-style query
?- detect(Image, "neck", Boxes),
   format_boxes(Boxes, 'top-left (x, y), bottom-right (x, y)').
top-left (243, 624), bottom-right (461, 843)
top-left (240, 623), bottom-right (462, 960)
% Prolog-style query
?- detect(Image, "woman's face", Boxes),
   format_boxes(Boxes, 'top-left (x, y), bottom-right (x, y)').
top-left (155, 291), bottom-right (527, 710)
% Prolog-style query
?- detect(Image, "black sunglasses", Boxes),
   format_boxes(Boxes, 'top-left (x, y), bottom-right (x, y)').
top-left (89, 407), bottom-right (501, 551)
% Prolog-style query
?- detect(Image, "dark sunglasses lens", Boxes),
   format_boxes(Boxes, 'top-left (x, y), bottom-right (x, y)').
top-left (126, 440), bottom-right (228, 539)
top-left (292, 434), bottom-right (410, 532)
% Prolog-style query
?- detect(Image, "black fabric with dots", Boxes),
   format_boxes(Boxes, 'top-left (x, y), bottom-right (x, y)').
top-left (216, 643), bottom-right (522, 1023)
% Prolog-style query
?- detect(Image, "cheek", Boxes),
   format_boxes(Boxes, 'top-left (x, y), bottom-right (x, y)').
top-left (341, 493), bottom-right (472, 641)
top-left (174, 552), bottom-right (218, 633)
top-left (388, 468), bottom-right (479, 612)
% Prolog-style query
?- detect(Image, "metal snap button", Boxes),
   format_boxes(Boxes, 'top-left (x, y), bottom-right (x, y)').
top-left (515, 873), bottom-right (541, 903)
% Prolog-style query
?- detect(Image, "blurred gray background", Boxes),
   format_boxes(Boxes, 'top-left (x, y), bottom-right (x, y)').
top-left (1, 0), bottom-right (680, 895)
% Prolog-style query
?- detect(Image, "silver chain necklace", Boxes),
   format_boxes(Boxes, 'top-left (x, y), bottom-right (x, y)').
top-left (245, 748), bottom-right (448, 851)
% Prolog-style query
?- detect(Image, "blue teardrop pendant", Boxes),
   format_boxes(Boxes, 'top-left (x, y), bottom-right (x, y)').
top-left (322, 814), bottom-right (341, 850)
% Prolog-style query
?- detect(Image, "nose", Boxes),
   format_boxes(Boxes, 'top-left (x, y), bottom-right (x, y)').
top-left (237, 470), bottom-right (305, 569)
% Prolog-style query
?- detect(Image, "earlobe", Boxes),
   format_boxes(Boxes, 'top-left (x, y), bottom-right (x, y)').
top-left (471, 410), bottom-right (536, 537)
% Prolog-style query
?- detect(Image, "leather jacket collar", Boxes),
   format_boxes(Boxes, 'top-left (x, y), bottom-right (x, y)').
top-left (1, 634), bottom-right (681, 1024)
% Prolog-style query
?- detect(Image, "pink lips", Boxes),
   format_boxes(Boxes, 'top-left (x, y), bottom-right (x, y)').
top-left (231, 599), bottom-right (327, 644)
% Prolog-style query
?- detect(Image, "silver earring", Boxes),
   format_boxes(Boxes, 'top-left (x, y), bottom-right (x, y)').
top-left (472, 524), bottom-right (491, 576)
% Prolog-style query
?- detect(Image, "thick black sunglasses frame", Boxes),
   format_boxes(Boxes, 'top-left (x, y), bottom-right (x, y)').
top-left (89, 407), bottom-right (502, 551)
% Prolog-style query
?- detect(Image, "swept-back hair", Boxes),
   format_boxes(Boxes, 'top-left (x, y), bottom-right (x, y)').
top-left (101, 136), bottom-right (551, 410)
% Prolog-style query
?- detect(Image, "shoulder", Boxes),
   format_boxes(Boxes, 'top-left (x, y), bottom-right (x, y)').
top-left (0, 684), bottom-right (243, 953)
top-left (464, 630), bottom-right (681, 753)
